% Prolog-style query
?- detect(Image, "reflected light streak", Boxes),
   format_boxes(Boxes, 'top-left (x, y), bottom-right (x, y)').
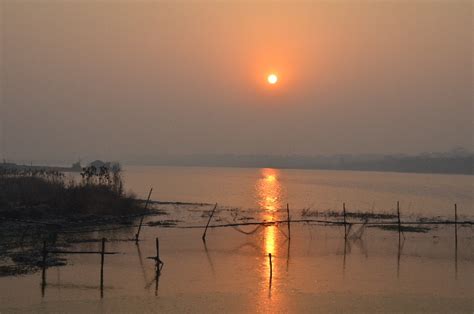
top-left (265, 223), bottom-right (276, 256)
top-left (256, 168), bottom-right (284, 301)
top-left (257, 168), bottom-right (282, 215)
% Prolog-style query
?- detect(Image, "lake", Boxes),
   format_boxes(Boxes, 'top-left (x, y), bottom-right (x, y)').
top-left (1, 166), bottom-right (473, 313)
top-left (123, 166), bottom-right (473, 219)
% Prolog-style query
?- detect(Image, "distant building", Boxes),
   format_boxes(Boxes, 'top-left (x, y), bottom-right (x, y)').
top-left (89, 160), bottom-right (108, 169)
top-left (71, 161), bottom-right (82, 171)
top-left (88, 160), bottom-right (120, 170)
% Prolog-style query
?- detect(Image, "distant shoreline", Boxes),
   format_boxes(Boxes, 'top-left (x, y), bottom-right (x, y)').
top-left (122, 162), bottom-right (474, 176)
top-left (3, 155), bottom-right (473, 176)
top-left (0, 163), bottom-right (80, 173)
top-left (122, 153), bottom-right (474, 176)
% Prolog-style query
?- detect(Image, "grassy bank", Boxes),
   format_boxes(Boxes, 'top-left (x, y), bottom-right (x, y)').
top-left (0, 166), bottom-right (144, 219)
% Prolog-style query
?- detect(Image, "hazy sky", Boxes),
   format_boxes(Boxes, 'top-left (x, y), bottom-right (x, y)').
top-left (1, 0), bottom-right (472, 162)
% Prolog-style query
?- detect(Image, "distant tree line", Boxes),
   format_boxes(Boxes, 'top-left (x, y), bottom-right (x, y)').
top-left (132, 150), bottom-right (473, 175)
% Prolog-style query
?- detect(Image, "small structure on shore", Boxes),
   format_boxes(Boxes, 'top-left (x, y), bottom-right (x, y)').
top-left (88, 160), bottom-right (120, 171)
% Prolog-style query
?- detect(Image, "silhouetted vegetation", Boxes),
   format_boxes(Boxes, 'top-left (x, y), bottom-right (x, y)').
top-left (369, 225), bottom-right (431, 233)
top-left (0, 165), bottom-right (142, 219)
top-left (301, 208), bottom-right (397, 220)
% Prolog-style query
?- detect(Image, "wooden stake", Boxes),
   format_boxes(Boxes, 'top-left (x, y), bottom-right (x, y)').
top-left (135, 218), bottom-right (144, 243)
top-left (135, 187), bottom-right (153, 243)
top-left (100, 237), bottom-right (105, 296)
top-left (41, 241), bottom-right (47, 296)
top-left (156, 237), bottom-right (160, 262)
top-left (343, 203), bottom-right (346, 225)
top-left (343, 203), bottom-right (347, 239)
top-left (286, 203), bottom-right (291, 240)
top-left (454, 204), bottom-right (458, 280)
top-left (454, 204), bottom-right (458, 262)
top-left (268, 253), bottom-right (273, 280)
top-left (155, 237), bottom-right (163, 274)
top-left (155, 266), bottom-right (160, 296)
top-left (454, 203), bottom-right (458, 225)
top-left (202, 203), bottom-right (218, 242)
top-left (397, 201), bottom-right (401, 236)
top-left (42, 240), bottom-right (47, 273)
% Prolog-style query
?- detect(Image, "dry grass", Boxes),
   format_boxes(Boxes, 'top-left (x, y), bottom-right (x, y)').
top-left (301, 208), bottom-right (397, 220)
top-left (0, 166), bottom-right (143, 218)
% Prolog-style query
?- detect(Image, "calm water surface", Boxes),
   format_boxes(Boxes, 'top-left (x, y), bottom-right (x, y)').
top-left (1, 223), bottom-right (472, 312)
top-left (123, 166), bottom-right (473, 219)
top-left (1, 166), bottom-right (473, 313)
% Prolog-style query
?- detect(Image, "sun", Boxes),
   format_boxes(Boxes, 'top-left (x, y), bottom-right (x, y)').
top-left (267, 74), bottom-right (278, 85)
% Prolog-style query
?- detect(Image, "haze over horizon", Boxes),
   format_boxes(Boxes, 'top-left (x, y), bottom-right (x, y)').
top-left (1, 0), bottom-right (472, 163)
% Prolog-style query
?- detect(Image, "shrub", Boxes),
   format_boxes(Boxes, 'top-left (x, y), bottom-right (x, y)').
top-left (0, 165), bottom-right (142, 217)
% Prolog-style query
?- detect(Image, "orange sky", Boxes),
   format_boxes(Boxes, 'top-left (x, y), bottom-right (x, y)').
top-left (1, 0), bottom-right (472, 161)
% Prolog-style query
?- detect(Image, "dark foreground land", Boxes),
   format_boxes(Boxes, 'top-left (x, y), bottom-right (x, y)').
top-left (0, 166), bottom-right (156, 276)
top-left (0, 166), bottom-right (144, 218)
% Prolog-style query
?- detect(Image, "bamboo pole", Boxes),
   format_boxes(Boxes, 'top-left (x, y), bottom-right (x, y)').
top-left (41, 240), bottom-right (47, 296)
top-left (343, 203), bottom-right (347, 239)
top-left (155, 267), bottom-right (160, 296)
top-left (100, 237), bottom-right (105, 296)
top-left (286, 203), bottom-right (291, 240)
top-left (454, 203), bottom-right (458, 280)
top-left (454, 203), bottom-right (458, 244)
top-left (397, 201), bottom-right (401, 236)
top-left (156, 237), bottom-right (160, 262)
top-left (454, 203), bottom-right (458, 276)
top-left (155, 237), bottom-right (163, 274)
top-left (202, 203), bottom-right (218, 242)
top-left (268, 253), bottom-right (273, 280)
top-left (42, 240), bottom-right (47, 275)
top-left (135, 187), bottom-right (153, 243)
top-left (343, 203), bottom-right (346, 224)
top-left (454, 203), bottom-right (458, 225)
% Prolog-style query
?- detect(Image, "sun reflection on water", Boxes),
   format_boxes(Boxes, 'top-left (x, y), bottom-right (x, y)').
top-left (265, 224), bottom-right (276, 256)
top-left (256, 168), bottom-right (283, 258)
top-left (257, 168), bottom-right (282, 215)
top-left (256, 168), bottom-right (285, 303)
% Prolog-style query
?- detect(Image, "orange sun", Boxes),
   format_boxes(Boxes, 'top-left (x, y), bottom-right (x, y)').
top-left (267, 74), bottom-right (278, 84)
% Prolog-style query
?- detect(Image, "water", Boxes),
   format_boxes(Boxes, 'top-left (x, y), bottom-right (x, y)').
top-left (1, 166), bottom-right (473, 312)
top-left (123, 166), bottom-right (473, 219)
top-left (1, 225), bottom-right (472, 312)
